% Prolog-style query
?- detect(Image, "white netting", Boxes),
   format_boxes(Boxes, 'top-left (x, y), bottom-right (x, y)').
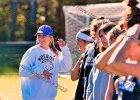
top-left (63, 2), bottom-right (126, 62)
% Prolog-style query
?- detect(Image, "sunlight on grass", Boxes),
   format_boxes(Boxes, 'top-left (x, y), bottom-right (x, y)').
top-left (56, 77), bottom-right (77, 100)
top-left (0, 75), bottom-right (77, 100)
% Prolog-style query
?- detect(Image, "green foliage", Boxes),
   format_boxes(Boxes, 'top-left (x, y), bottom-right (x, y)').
top-left (0, 0), bottom-right (123, 42)
top-left (0, 0), bottom-right (12, 41)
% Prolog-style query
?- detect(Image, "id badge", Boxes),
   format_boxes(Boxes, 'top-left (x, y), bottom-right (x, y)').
top-left (124, 80), bottom-right (136, 92)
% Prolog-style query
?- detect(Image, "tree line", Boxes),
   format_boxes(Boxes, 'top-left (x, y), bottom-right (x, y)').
top-left (0, 0), bottom-right (122, 41)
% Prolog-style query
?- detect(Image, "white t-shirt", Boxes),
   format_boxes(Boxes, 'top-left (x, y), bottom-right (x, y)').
top-left (19, 45), bottom-right (72, 100)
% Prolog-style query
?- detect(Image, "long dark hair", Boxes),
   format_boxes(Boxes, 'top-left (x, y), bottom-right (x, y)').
top-left (124, 0), bottom-right (140, 29)
top-left (124, 0), bottom-right (140, 41)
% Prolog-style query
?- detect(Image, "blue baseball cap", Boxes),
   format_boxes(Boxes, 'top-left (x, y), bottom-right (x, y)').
top-left (35, 25), bottom-right (53, 36)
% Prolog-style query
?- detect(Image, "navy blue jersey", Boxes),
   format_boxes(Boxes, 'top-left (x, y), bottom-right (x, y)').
top-left (74, 44), bottom-right (99, 100)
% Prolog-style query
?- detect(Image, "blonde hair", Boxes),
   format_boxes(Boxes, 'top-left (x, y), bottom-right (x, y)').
top-left (49, 37), bottom-right (60, 56)
top-left (36, 36), bottom-right (60, 56)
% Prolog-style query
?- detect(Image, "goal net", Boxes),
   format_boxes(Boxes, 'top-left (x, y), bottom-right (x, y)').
top-left (63, 2), bottom-right (126, 63)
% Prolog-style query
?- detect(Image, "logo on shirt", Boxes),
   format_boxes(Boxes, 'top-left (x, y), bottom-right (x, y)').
top-left (38, 54), bottom-right (54, 63)
top-left (38, 54), bottom-right (55, 72)
top-left (85, 57), bottom-right (94, 67)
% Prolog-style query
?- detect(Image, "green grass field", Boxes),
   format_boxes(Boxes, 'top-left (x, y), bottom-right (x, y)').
top-left (0, 44), bottom-right (79, 99)
top-left (0, 45), bottom-right (79, 99)
top-left (0, 75), bottom-right (77, 100)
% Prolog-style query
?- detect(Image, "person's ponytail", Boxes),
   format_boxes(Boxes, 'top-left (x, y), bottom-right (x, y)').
top-left (49, 37), bottom-right (60, 56)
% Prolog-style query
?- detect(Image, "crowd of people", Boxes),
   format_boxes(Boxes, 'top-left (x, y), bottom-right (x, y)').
top-left (19, 0), bottom-right (140, 100)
